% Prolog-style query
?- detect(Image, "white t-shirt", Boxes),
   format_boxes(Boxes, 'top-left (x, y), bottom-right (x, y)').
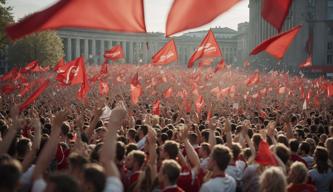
top-left (226, 160), bottom-right (246, 182)
top-left (136, 136), bottom-right (147, 150)
top-left (104, 176), bottom-right (124, 192)
top-left (32, 178), bottom-right (46, 192)
top-left (199, 175), bottom-right (236, 192)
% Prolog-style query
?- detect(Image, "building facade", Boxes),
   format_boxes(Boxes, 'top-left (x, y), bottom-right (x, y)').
top-left (249, 0), bottom-right (333, 73)
top-left (57, 26), bottom-right (247, 67)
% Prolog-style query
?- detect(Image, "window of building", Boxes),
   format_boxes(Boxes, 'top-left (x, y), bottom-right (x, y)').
top-left (328, 0), bottom-right (333, 20)
top-left (328, 55), bottom-right (333, 65)
top-left (328, 42), bottom-right (333, 50)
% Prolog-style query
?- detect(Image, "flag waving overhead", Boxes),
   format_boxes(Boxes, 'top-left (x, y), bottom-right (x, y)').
top-left (261, 0), bottom-right (292, 32)
top-left (130, 72), bottom-right (142, 104)
top-left (151, 39), bottom-right (178, 65)
top-left (20, 60), bottom-right (39, 73)
top-left (56, 57), bottom-right (86, 85)
top-left (214, 59), bottom-right (225, 73)
top-left (246, 71), bottom-right (260, 86)
top-left (104, 45), bottom-right (124, 61)
top-left (250, 25), bottom-right (302, 60)
top-left (19, 79), bottom-right (49, 112)
top-left (166, 0), bottom-right (240, 36)
top-left (299, 55), bottom-right (312, 68)
top-left (188, 30), bottom-right (222, 68)
top-left (54, 58), bottom-right (65, 72)
top-left (6, 0), bottom-right (146, 40)
top-left (152, 99), bottom-right (161, 115)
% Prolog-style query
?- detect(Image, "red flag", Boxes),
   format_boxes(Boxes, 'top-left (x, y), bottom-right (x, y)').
top-left (314, 95), bottom-right (320, 108)
top-left (99, 81), bottom-right (109, 96)
top-left (299, 55), bottom-right (312, 68)
top-left (195, 95), bottom-right (205, 113)
top-left (261, 0), bottom-right (292, 32)
top-left (199, 58), bottom-right (214, 67)
top-left (20, 60), bottom-right (38, 73)
top-left (6, 0), bottom-right (146, 40)
top-left (163, 87), bottom-right (173, 98)
top-left (0, 67), bottom-right (18, 81)
top-left (19, 79), bottom-right (49, 112)
top-left (188, 30), bottom-right (222, 68)
top-left (76, 62), bottom-right (90, 100)
top-left (100, 62), bottom-right (108, 75)
top-left (56, 57), bottom-right (85, 85)
top-left (18, 82), bottom-right (34, 97)
top-left (152, 99), bottom-right (160, 115)
top-left (328, 84), bottom-right (333, 97)
top-left (166, 0), bottom-right (240, 36)
top-left (250, 25), bottom-right (302, 60)
top-left (184, 100), bottom-right (192, 113)
top-left (54, 58), bottom-right (65, 72)
top-left (214, 58), bottom-right (225, 73)
top-left (130, 73), bottom-right (142, 104)
top-left (255, 140), bottom-right (278, 166)
top-left (152, 39), bottom-right (178, 65)
top-left (1, 84), bottom-right (16, 94)
top-left (104, 45), bottom-right (124, 61)
top-left (246, 71), bottom-right (260, 86)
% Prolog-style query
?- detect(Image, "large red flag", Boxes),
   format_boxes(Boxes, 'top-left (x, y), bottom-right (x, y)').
top-left (0, 67), bottom-right (18, 81)
top-left (20, 60), bottom-right (38, 73)
top-left (198, 58), bottom-right (214, 67)
top-left (250, 25), bottom-right (302, 60)
top-left (56, 57), bottom-right (85, 85)
top-left (188, 30), bottom-right (222, 68)
top-left (261, 0), bottom-right (292, 32)
top-left (152, 99), bottom-right (160, 116)
top-left (130, 72), bottom-right (142, 104)
top-left (90, 62), bottom-right (108, 82)
top-left (166, 0), bottom-right (240, 36)
top-left (6, 0), bottom-right (146, 40)
top-left (299, 55), bottom-right (312, 68)
top-left (98, 81), bottom-right (109, 96)
top-left (151, 39), bottom-right (178, 65)
top-left (19, 79), bottom-right (49, 112)
top-left (255, 140), bottom-right (278, 166)
top-left (214, 58), bottom-right (225, 73)
top-left (246, 71), bottom-right (260, 86)
top-left (327, 84), bottom-right (333, 97)
top-left (1, 84), bottom-right (16, 94)
top-left (163, 87), bottom-right (173, 98)
top-left (104, 45), bottom-right (124, 61)
top-left (76, 61), bottom-right (90, 100)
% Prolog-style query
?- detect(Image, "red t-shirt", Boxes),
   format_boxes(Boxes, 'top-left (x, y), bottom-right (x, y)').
top-left (290, 154), bottom-right (307, 166)
top-left (287, 183), bottom-right (317, 192)
top-left (177, 166), bottom-right (193, 192)
top-left (162, 186), bottom-right (185, 192)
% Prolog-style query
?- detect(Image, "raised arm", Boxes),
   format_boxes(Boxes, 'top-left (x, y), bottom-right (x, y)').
top-left (179, 125), bottom-right (200, 172)
top-left (32, 111), bottom-right (67, 181)
top-left (208, 117), bottom-right (217, 147)
top-left (0, 105), bottom-right (20, 154)
top-left (224, 118), bottom-right (232, 148)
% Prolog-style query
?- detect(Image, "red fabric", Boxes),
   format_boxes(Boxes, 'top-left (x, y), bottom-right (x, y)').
top-left (255, 140), bottom-right (278, 166)
top-left (20, 60), bottom-right (38, 73)
top-left (0, 67), bottom-right (18, 81)
top-left (6, 0), bottom-right (146, 40)
top-left (162, 186), bottom-right (185, 192)
top-left (327, 83), bottom-right (333, 97)
top-left (166, 0), bottom-right (240, 36)
top-left (99, 80), bottom-right (109, 96)
top-left (188, 30), bottom-right (222, 68)
top-left (198, 58), bottom-right (214, 67)
top-left (287, 183), bottom-right (316, 192)
top-left (152, 39), bottom-right (178, 65)
top-left (246, 71), bottom-right (260, 86)
top-left (90, 62), bottom-right (109, 82)
top-left (152, 99), bottom-right (160, 115)
top-left (56, 57), bottom-right (85, 85)
top-left (1, 84), bottom-right (16, 94)
top-left (261, 0), bottom-right (292, 32)
top-left (19, 79), bottom-right (49, 112)
top-left (18, 82), bottom-right (34, 97)
top-left (214, 58), bottom-right (225, 73)
top-left (164, 87), bottom-right (173, 98)
top-left (76, 59), bottom-right (90, 100)
top-left (130, 73), bottom-right (142, 104)
top-left (195, 95), bottom-right (205, 113)
top-left (177, 166), bottom-right (193, 192)
top-left (104, 45), bottom-right (124, 61)
top-left (54, 58), bottom-right (65, 72)
top-left (55, 144), bottom-right (70, 170)
top-left (290, 154), bottom-right (307, 166)
top-left (299, 55), bottom-right (312, 68)
top-left (250, 25), bottom-right (302, 60)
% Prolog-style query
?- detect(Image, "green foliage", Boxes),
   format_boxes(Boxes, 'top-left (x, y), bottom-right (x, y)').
top-left (0, 0), bottom-right (14, 49)
top-left (8, 31), bottom-right (64, 67)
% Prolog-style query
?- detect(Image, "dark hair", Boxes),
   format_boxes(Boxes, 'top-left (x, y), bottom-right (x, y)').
top-left (299, 142), bottom-right (310, 155)
top-left (83, 164), bottom-right (106, 192)
top-left (211, 145), bottom-right (232, 171)
top-left (69, 153), bottom-right (88, 170)
top-left (314, 146), bottom-right (329, 174)
top-left (275, 144), bottom-right (290, 165)
top-left (126, 143), bottom-right (138, 156)
top-left (116, 142), bottom-right (126, 161)
top-left (289, 139), bottom-right (299, 153)
top-left (0, 159), bottom-right (22, 192)
top-left (161, 160), bottom-right (181, 185)
top-left (163, 141), bottom-right (179, 159)
top-left (16, 138), bottom-right (31, 159)
top-left (48, 173), bottom-right (80, 192)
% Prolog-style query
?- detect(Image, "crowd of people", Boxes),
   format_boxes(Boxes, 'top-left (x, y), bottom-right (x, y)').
top-left (0, 64), bottom-right (333, 192)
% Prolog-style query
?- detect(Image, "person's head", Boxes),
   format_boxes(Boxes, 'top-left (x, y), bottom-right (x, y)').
top-left (208, 145), bottom-right (232, 172)
top-left (199, 142), bottom-right (211, 158)
top-left (127, 129), bottom-right (137, 143)
top-left (0, 158), bottom-right (22, 192)
top-left (158, 159), bottom-right (181, 187)
top-left (160, 140), bottom-right (179, 160)
top-left (116, 141), bottom-right (126, 163)
top-left (325, 137), bottom-right (333, 161)
top-left (288, 162), bottom-right (308, 184)
top-left (274, 143), bottom-right (290, 166)
top-left (277, 135), bottom-right (289, 147)
top-left (230, 143), bottom-right (242, 161)
top-left (45, 173), bottom-right (80, 192)
top-left (314, 146), bottom-right (329, 174)
top-left (68, 153), bottom-right (88, 179)
top-left (298, 141), bottom-right (310, 156)
top-left (259, 167), bottom-right (287, 192)
top-left (252, 134), bottom-right (262, 151)
top-left (82, 164), bottom-right (106, 192)
top-left (16, 138), bottom-right (32, 159)
top-left (289, 139), bottom-right (299, 153)
top-left (125, 143), bottom-right (138, 156)
top-left (138, 125), bottom-right (148, 139)
top-left (125, 150), bottom-right (146, 171)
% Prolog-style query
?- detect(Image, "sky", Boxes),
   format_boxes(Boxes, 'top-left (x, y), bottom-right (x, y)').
top-left (8, 0), bottom-right (249, 34)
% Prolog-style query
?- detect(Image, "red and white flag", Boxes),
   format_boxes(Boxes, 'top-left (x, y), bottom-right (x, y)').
top-left (188, 30), bottom-right (222, 68)
top-left (20, 60), bottom-right (39, 73)
top-left (19, 79), bottom-right (49, 112)
top-left (299, 55), bottom-right (312, 68)
top-left (152, 39), bottom-right (178, 65)
top-left (261, 0), bottom-right (292, 32)
top-left (0, 67), bottom-right (19, 81)
top-left (214, 58), bottom-right (225, 73)
top-left (54, 58), bottom-right (65, 72)
top-left (246, 71), bottom-right (260, 86)
top-left (104, 45), bottom-right (124, 61)
top-left (250, 25), bottom-right (302, 60)
top-left (56, 57), bottom-right (86, 85)
top-left (163, 87), bottom-right (173, 98)
top-left (6, 0), bottom-right (146, 40)
top-left (199, 58), bottom-right (214, 67)
top-left (166, 0), bottom-right (240, 36)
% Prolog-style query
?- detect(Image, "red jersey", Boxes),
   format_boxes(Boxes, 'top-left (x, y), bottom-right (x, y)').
top-left (162, 185), bottom-right (185, 192)
top-left (287, 183), bottom-right (317, 192)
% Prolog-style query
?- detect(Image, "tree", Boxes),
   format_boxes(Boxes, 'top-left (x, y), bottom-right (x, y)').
top-left (0, 0), bottom-right (13, 49)
top-left (8, 31), bottom-right (64, 67)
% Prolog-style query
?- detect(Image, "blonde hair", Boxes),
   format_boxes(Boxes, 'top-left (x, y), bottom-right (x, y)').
top-left (288, 162), bottom-right (308, 184)
top-left (260, 167), bottom-right (287, 192)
